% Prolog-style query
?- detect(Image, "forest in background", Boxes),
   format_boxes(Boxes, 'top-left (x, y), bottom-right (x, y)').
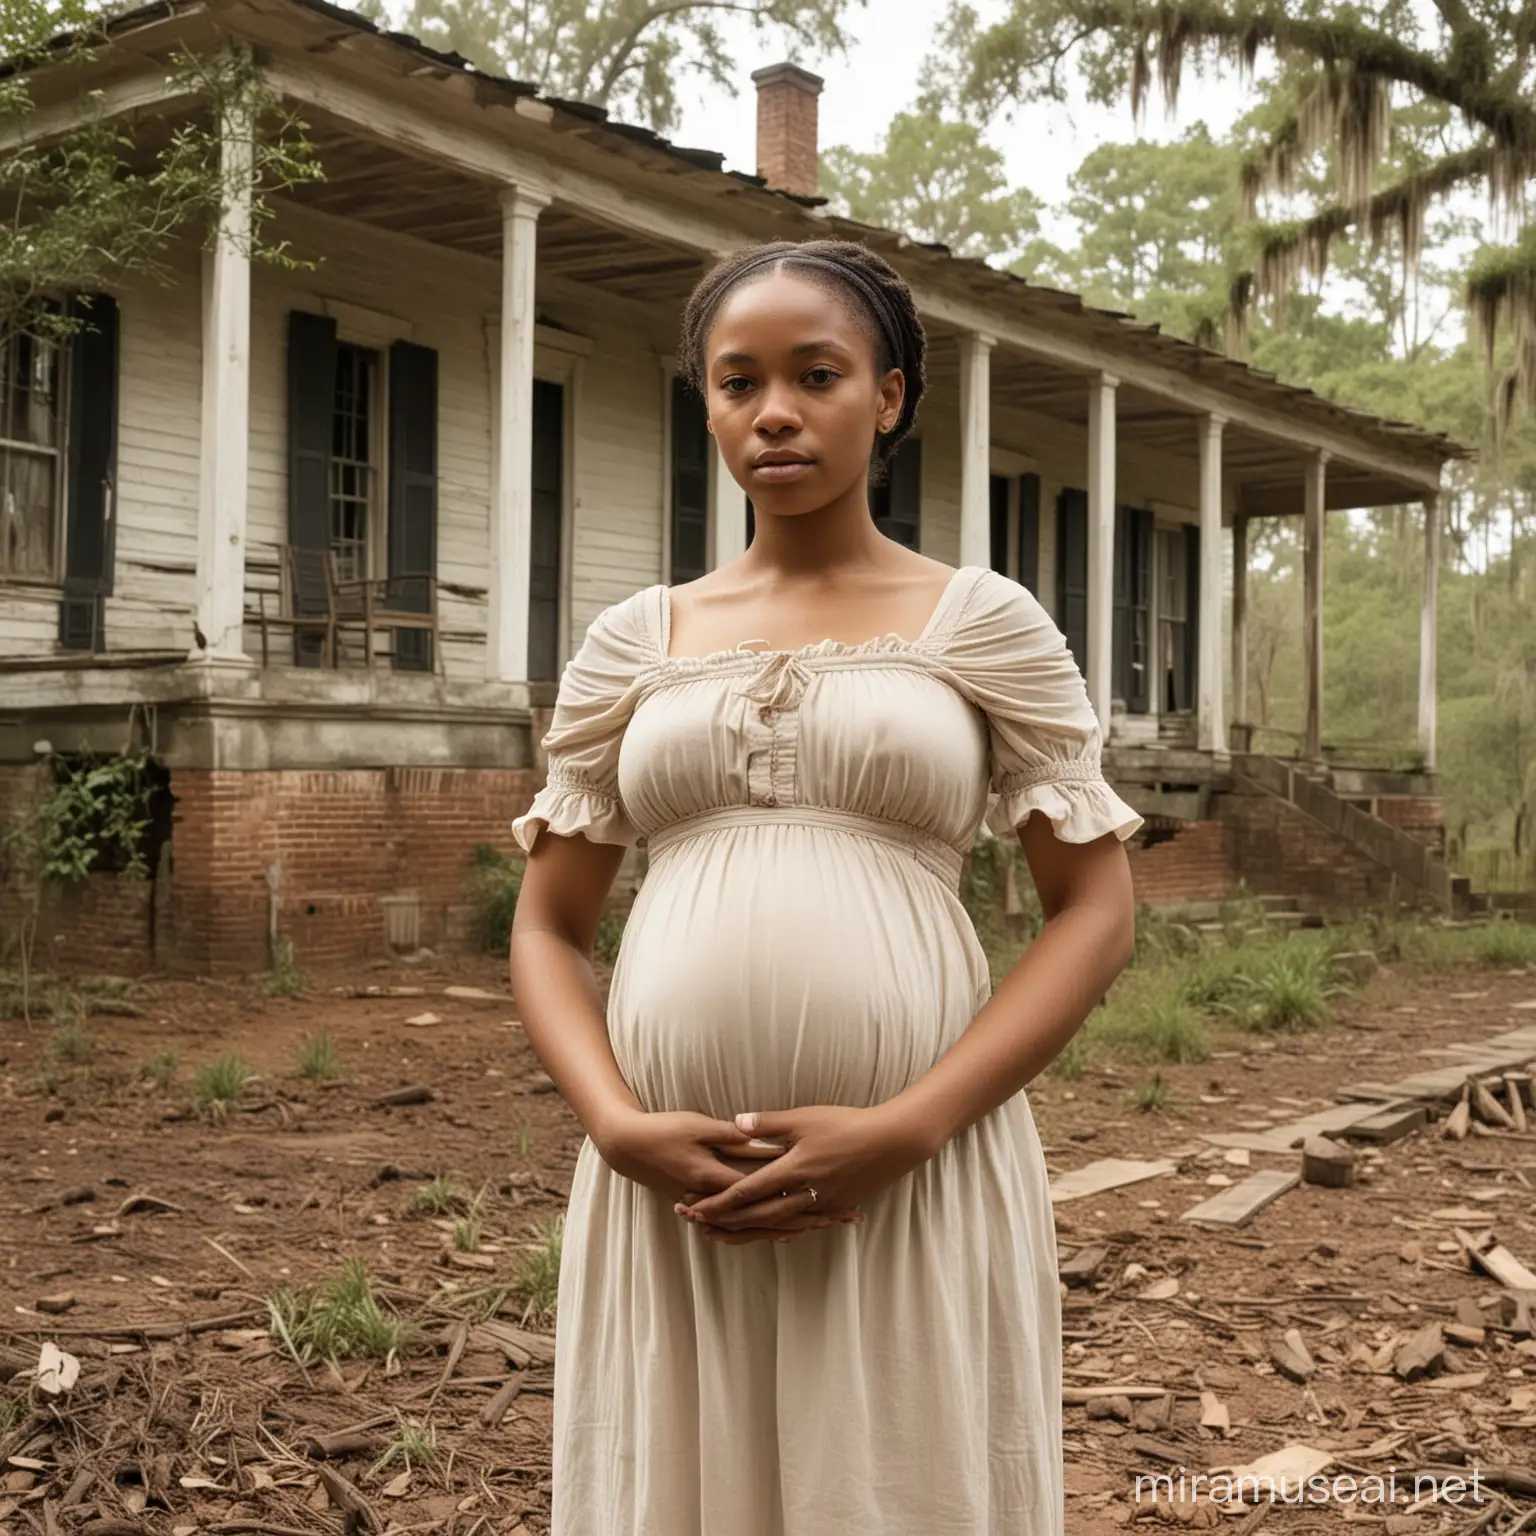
top-left (823, 80), bottom-right (1534, 886)
top-left (352, 0), bottom-right (1535, 884)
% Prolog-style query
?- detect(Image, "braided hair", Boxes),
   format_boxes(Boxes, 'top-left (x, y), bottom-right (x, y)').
top-left (677, 239), bottom-right (927, 478)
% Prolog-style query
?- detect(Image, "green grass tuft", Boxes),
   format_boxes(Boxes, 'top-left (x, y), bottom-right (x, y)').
top-left (267, 1257), bottom-right (412, 1365)
top-left (1229, 946), bottom-right (1339, 1033)
top-left (1131, 1074), bottom-right (1172, 1113)
top-left (405, 1173), bottom-right (471, 1218)
top-left (293, 1031), bottom-right (340, 1081)
top-left (194, 1052), bottom-right (253, 1117)
top-left (374, 1414), bottom-right (437, 1474)
top-left (140, 1049), bottom-right (180, 1090)
top-left (506, 1217), bottom-right (563, 1322)
top-left (264, 935), bottom-right (307, 997)
top-left (46, 1017), bottom-right (98, 1066)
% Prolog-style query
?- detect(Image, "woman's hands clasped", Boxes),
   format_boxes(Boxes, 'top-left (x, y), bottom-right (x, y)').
top-left (595, 1103), bottom-right (935, 1246)
top-left (675, 1105), bottom-right (935, 1245)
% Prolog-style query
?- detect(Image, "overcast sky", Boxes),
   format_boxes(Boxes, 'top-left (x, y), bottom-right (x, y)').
top-left (670, 1), bottom-right (1254, 237)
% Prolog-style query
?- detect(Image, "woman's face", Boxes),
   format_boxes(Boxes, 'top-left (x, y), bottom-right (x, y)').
top-left (703, 270), bottom-right (905, 519)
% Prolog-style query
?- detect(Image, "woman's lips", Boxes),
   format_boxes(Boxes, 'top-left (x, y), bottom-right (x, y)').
top-left (751, 460), bottom-right (814, 482)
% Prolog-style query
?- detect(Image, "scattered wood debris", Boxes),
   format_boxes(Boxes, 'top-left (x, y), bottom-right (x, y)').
top-left (1049, 1157), bottom-right (1176, 1204)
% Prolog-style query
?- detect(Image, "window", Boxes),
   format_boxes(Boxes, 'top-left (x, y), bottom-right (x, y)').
top-left (1158, 525), bottom-right (1190, 713)
top-left (670, 377), bottom-right (708, 585)
top-left (0, 327), bottom-right (66, 581)
top-left (871, 439), bottom-right (921, 549)
top-left (329, 342), bottom-right (379, 583)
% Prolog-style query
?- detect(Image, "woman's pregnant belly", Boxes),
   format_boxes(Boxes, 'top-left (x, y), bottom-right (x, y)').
top-left (607, 822), bottom-right (989, 1119)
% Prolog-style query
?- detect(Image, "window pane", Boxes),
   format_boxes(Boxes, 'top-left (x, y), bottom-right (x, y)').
top-left (329, 344), bottom-right (376, 581)
top-left (2, 332), bottom-right (62, 449)
top-left (1, 446), bottom-right (58, 577)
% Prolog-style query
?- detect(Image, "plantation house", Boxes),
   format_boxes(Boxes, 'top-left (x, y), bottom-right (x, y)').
top-left (0, 0), bottom-right (1470, 973)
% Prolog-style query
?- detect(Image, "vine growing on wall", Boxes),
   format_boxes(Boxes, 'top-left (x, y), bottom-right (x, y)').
top-left (28, 749), bottom-right (157, 883)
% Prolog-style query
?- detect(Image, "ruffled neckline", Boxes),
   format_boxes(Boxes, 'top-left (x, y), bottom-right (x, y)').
top-left (653, 566), bottom-right (979, 673)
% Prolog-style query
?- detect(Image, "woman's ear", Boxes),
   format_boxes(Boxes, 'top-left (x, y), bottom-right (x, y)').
top-left (876, 368), bottom-right (905, 435)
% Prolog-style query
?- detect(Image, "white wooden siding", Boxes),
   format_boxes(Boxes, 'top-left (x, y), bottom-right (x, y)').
top-left (0, 196), bottom-right (1225, 681)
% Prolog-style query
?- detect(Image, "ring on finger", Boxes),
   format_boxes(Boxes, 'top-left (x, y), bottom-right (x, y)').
top-left (778, 1186), bottom-right (818, 1205)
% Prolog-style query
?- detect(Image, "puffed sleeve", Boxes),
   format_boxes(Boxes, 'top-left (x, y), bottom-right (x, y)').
top-left (510, 589), bottom-right (656, 853)
top-left (945, 569), bottom-right (1143, 845)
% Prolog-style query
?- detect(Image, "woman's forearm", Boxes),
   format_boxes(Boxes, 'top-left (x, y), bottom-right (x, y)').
top-left (876, 894), bottom-right (1134, 1155)
top-left (508, 926), bottom-right (643, 1148)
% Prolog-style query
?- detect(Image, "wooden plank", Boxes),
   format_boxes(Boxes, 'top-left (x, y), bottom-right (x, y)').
top-left (1338, 1103), bottom-right (1429, 1144)
top-left (1049, 1157), bottom-right (1177, 1204)
top-left (1456, 1229), bottom-right (1536, 1292)
top-left (1335, 1082), bottom-right (1409, 1104)
top-left (1181, 1169), bottom-right (1300, 1227)
top-left (1199, 1132), bottom-right (1296, 1154)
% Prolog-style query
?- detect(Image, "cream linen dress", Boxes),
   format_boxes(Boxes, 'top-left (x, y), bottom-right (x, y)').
top-left (512, 564), bottom-right (1142, 1536)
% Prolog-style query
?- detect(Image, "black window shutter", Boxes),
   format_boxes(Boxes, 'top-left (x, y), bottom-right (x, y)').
top-left (287, 311), bottom-right (337, 666)
top-left (288, 311), bottom-right (336, 552)
top-left (1132, 506), bottom-right (1153, 714)
top-left (1113, 506), bottom-right (1154, 714)
top-left (1018, 473), bottom-right (1040, 594)
top-left (388, 339), bottom-right (438, 672)
top-left (528, 378), bottom-right (564, 682)
top-left (670, 378), bottom-right (709, 584)
top-left (873, 439), bottom-right (922, 549)
top-left (1112, 504), bottom-right (1132, 708)
top-left (1056, 487), bottom-right (1089, 678)
top-left (59, 293), bottom-right (119, 651)
top-left (988, 474), bottom-right (1009, 574)
top-left (1184, 522), bottom-right (1201, 716)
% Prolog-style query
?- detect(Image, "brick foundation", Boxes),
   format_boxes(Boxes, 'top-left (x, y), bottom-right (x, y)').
top-left (1215, 785), bottom-right (1389, 908)
top-left (2, 764), bottom-right (542, 977)
top-left (1372, 794), bottom-right (1446, 854)
top-left (162, 767), bottom-right (539, 974)
top-left (1126, 818), bottom-right (1236, 906)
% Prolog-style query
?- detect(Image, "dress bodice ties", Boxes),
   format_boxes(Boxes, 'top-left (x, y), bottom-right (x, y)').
top-left (733, 647), bottom-right (814, 712)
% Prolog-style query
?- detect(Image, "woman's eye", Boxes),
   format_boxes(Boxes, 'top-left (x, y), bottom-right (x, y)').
top-left (720, 376), bottom-right (753, 394)
top-left (803, 367), bottom-right (839, 386)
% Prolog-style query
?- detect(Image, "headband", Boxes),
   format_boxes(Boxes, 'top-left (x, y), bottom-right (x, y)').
top-left (704, 247), bottom-right (908, 373)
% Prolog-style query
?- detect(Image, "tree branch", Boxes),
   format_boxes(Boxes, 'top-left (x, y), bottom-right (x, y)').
top-left (1225, 143), bottom-right (1493, 343)
top-left (967, 0), bottom-right (1536, 150)
top-left (591, 0), bottom-right (824, 107)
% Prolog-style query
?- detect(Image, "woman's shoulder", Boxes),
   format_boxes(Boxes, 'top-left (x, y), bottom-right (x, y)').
top-left (579, 584), bottom-right (667, 663)
top-left (942, 566), bottom-right (1055, 653)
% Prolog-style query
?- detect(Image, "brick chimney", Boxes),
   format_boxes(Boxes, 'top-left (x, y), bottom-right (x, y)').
top-left (751, 62), bottom-right (824, 197)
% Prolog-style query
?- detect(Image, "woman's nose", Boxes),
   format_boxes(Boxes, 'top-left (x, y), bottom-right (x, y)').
top-left (753, 380), bottom-right (802, 433)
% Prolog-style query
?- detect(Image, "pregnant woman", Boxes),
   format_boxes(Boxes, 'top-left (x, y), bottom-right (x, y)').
top-left (509, 238), bottom-right (1141, 1536)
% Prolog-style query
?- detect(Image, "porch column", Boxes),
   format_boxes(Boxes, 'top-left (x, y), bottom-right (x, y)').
top-left (958, 330), bottom-right (994, 570)
top-left (710, 443), bottom-right (750, 568)
top-left (1419, 490), bottom-right (1441, 771)
top-left (1231, 513), bottom-right (1249, 737)
top-left (1197, 414), bottom-right (1226, 753)
top-left (1086, 373), bottom-right (1118, 730)
top-left (193, 95), bottom-right (254, 663)
top-left (489, 183), bottom-right (549, 683)
top-left (1303, 451), bottom-right (1328, 762)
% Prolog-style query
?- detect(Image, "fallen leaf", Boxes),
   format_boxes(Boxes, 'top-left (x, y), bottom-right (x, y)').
top-left (1140, 1277), bottom-right (1180, 1301)
top-left (1218, 1443), bottom-right (1333, 1498)
top-left (381, 1471), bottom-right (412, 1498)
top-left (33, 1341), bottom-right (80, 1395)
top-left (405, 1012), bottom-right (442, 1028)
top-left (179, 1475), bottom-right (225, 1490)
top-left (1199, 1391), bottom-right (1231, 1435)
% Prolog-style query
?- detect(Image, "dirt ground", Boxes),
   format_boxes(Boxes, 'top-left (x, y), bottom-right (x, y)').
top-left (2, 948), bottom-right (1535, 1535)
